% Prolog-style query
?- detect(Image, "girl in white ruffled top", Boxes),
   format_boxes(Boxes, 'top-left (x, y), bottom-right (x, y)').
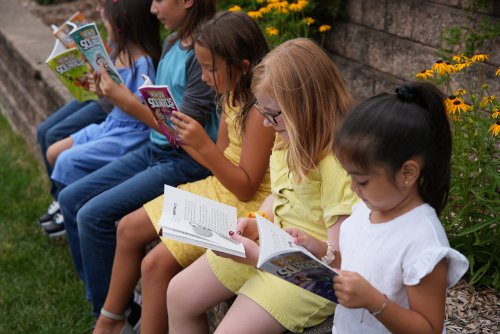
top-left (285, 82), bottom-right (469, 334)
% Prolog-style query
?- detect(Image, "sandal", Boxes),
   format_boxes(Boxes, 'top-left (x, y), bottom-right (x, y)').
top-left (100, 308), bottom-right (135, 334)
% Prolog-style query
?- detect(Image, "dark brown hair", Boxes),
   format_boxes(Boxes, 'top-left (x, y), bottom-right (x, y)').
top-left (171, 0), bottom-right (217, 48)
top-left (195, 11), bottom-right (269, 134)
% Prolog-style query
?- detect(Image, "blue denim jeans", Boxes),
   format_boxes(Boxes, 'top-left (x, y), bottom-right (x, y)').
top-left (58, 141), bottom-right (211, 317)
top-left (37, 100), bottom-right (107, 198)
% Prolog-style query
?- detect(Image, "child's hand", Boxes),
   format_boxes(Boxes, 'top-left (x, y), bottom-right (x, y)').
top-left (236, 217), bottom-right (259, 241)
top-left (284, 227), bottom-right (326, 259)
top-left (334, 270), bottom-right (381, 310)
top-left (170, 112), bottom-right (211, 150)
top-left (88, 72), bottom-right (103, 96)
top-left (218, 231), bottom-right (260, 266)
top-left (97, 64), bottom-right (130, 103)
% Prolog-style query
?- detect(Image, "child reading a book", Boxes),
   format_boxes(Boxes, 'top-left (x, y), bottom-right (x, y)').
top-left (287, 82), bottom-right (469, 333)
top-left (93, 12), bottom-right (275, 334)
top-left (40, 0), bottom-right (161, 237)
top-left (57, 0), bottom-right (217, 322)
top-left (36, 1), bottom-right (110, 229)
top-left (166, 38), bottom-right (359, 333)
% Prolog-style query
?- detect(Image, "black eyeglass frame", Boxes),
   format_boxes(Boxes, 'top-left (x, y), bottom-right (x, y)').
top-left (254, 102), bottom-right (282, 126)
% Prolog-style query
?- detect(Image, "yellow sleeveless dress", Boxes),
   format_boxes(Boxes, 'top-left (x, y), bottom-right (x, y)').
top-left (144, 103), bottom-right (272, 267)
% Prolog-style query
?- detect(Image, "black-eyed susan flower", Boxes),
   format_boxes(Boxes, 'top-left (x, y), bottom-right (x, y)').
top-left (491, 107), bottom-right (500, 119)
top-left (452, 61), bottom-right (472, 72)
top-left (453, 54), bottom-right (469, 63)
top-left (259, 6), bottom-right (272, 14)
top-left (454, 88), bottom-right (467, 97)
top-left (489, 120), bottom-right (500, 136)
top-left (446, 96), bottom-right (469, 114)
top-left (432, 60), bottom-right (452, 75)
top-left (247, 10), bottom-right (263, 19)
top-left (470, 54), bottom-right (489, 62)
top-left (416, 69), bottom-right (433, 80)
top-left (265, 27), bottom-right (279, 36)
top-left (229, 5), bottom-right (241, 12)
top-left (304, 17), bottom-right (315, 25)
top-left (319, 25), bottom-right (331, 33)
top-left (480, 95), bottom-right (496, 108)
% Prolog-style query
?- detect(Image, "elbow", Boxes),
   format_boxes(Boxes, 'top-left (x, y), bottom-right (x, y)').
top-left (234, 186), bottom-right (259, 202)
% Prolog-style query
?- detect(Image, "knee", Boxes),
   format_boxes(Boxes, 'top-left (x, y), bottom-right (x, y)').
top-left (140, 249), bottom-right (162, 279)
top-left (116, 214), bottom-right (139, 244)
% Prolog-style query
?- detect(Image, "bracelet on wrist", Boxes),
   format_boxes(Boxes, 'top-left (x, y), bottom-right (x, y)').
top-left (247, 211), bottom-right (269, 220)
top-left (321, 240), bottom-right (335, 265)
top-left (371, 293), bottom-right (388, 318)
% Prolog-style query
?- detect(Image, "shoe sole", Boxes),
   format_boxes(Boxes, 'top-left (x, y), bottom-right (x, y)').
top-left (38, 220), bottom-right (53, 227)
top-left (46, 229), bottom-right (67, 238)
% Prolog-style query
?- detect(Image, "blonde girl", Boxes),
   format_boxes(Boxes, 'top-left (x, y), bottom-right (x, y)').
top-left (167, 38), bottom-right (358, 334)
top-left (94, 12), bottom-right (275, 334)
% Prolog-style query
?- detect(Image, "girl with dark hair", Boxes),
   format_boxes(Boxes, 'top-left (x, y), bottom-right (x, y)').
top-left (42, 0), bottom-right (161, 237)
top-left (56, 0), bottom-right (218, 329)
top-left (93, 11), bottom-right (275, 334)
top-left (287, 82), bottom-right (469, 333)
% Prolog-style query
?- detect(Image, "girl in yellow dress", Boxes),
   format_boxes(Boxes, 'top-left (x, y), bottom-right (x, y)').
top-left (167, 38), bottom-right (359, 334)
top-left (94, 12), bottom-right (275, 334)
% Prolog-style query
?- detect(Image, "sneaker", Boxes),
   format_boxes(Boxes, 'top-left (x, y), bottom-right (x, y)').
top-left (37, 201), bottom-right (60, 227)
top-left (43, 213), bottom-right (66, 237)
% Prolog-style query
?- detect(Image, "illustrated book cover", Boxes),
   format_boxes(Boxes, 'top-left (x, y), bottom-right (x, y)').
top-left (45, 39), bottom-right (98, 102)
top-left (69, 22), bottom-right (123, 84)
top-left (158, 185), bottom-right (245, 257)
top-left (255, 215), bottom-right (339, 303)
top-left (53, 11), bottom-right (89, 49)
top-left (138, 75), bottom-right (184, 146)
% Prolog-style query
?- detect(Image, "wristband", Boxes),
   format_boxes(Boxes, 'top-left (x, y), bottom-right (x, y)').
top-left (321, 240), bottom-right (335, 265)
top-left (247, 211), bottom-right (269, 220)
top-left (372, 294), bottom-right (388, 317)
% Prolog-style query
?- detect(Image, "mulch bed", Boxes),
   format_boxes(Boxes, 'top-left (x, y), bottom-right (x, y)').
top-left (15, 0), bottom-right (500, 332)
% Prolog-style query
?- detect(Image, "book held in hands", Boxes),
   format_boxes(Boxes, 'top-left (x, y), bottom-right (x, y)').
top-left (158, 185), bottom-right (245, 257)
top-left (255, 214), bottom-right (339, 303)
top-left (53, 12), bottom-right (89, 48)
top-left (45, 39), bottom-right (98, 102)
top-left (69, 23), bottom-right (123, 84)
top-left (138, 75), bottom-right (184, 146)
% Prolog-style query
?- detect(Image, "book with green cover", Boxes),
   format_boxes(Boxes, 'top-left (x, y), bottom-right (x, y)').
top-left (45, 39), bottom-right (98, 102)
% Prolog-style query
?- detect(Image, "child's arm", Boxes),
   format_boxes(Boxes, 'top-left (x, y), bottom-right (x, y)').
top-left (92, 64), bottom-right (162, 133)
top-left (174, 107), bottom-right (275, 201)
top-left (334, 259), bottom-right (448, 334)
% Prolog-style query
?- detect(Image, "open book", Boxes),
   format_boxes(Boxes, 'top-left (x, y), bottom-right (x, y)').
top-left (45, 39), bottom-right (98, 102)
top-left (138, 75), bottom-right (183, 146)
top-left (255, 215), bottom-right (339, 303)
top-left (53, 12), bottom-right (89, 48)
top-left (158, 185), bottom-right (245, 257)
top-left (69, 23), bottom-right (123, 84)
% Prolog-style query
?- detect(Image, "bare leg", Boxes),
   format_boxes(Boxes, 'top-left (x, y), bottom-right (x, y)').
top-left (215, 295), bottom-right (285, 334)
top-left (93, 208), bottom-right (158, 334)
top-left (167, 254), bottom-right (235, 334)
top-left (46, 137), bottom-right (73, 166)
top-left (140, 243), bottom-right (183, 334)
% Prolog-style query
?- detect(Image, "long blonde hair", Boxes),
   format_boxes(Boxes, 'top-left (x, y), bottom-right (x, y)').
top-left (252, 38), bottom-right (353, 180)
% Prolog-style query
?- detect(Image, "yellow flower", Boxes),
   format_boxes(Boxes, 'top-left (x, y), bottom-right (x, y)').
top-left (416, 69), bottom-right (433, 80)
top-left (453, 88), bottom-right (466, 97)
top-left (247, 10), bottom-right (263, 19)
top-left (265, 27), bottom-right (279, 36)
top-left (489, 120), bottom-right (500, 136)
top-left (445, 96), bottom-right (470, 114)
top-left (259, 6), bottom-right (272, 14)
top-left (268, 0), bottom-right (280, 3)
top-left (470, 54), bottom-right (489, 62)
top-left (319, 25), bottom-right (332, 33)
top-left (304, 17), bottom-right (315, 26)
top-left (491, 108), bottom-right (500, 119)
top-left (289, 0), bottom-right (308, 11)
top-left (228, 5), bottom-right (241, 12)
top-left (453, 54), bottom-right (469, 63)
top-left (480, 95), bottom-right (496, 108)
top-left (452, 61), bottom-right (472, 72)
top-left (432, 60), bottom-right (452, 75)
top-left (496, 67), bottom-right (500, 76)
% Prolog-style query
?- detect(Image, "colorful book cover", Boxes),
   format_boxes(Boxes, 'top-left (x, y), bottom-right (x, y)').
top-left (138, 75), bottom-right (184, 146)
top-left (53, 12), bottom-right (89, 49)
top-left (69, 23), bottom-right (123, 84)
top-left (45, 39), bottom-right (98, 102)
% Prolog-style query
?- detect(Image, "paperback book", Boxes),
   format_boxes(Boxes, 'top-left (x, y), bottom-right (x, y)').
top-left (158, 185), bottom-right (244, 257)
top-left (255, 215), bottom-right (339, 303)
top-left (53, 11), bottom-right (89, 48)
top-left (45, 39), bottom-right (98, 102)
top-left (138, 75), bottom-right (184, 146)
top-left (69, 22), bottom-right (123, 84)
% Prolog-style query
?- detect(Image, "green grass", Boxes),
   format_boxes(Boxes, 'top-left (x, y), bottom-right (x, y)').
top-left (0, 112), bottom-right (92, 333)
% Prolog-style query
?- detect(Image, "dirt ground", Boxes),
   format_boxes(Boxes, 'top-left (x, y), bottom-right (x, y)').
top-left (16, 0), bottom-right (500, 332)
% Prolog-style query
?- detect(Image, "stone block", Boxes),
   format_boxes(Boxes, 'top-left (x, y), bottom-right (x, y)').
top-left (386, 0), bottom-right (415, 39)
top-left (345, 0), bottom-right (363, 23)
top-left (362, 0), bottom-right (386, 31)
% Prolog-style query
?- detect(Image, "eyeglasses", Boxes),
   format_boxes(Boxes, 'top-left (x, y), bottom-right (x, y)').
top-left (254, 102), bottom-right (282, 126)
